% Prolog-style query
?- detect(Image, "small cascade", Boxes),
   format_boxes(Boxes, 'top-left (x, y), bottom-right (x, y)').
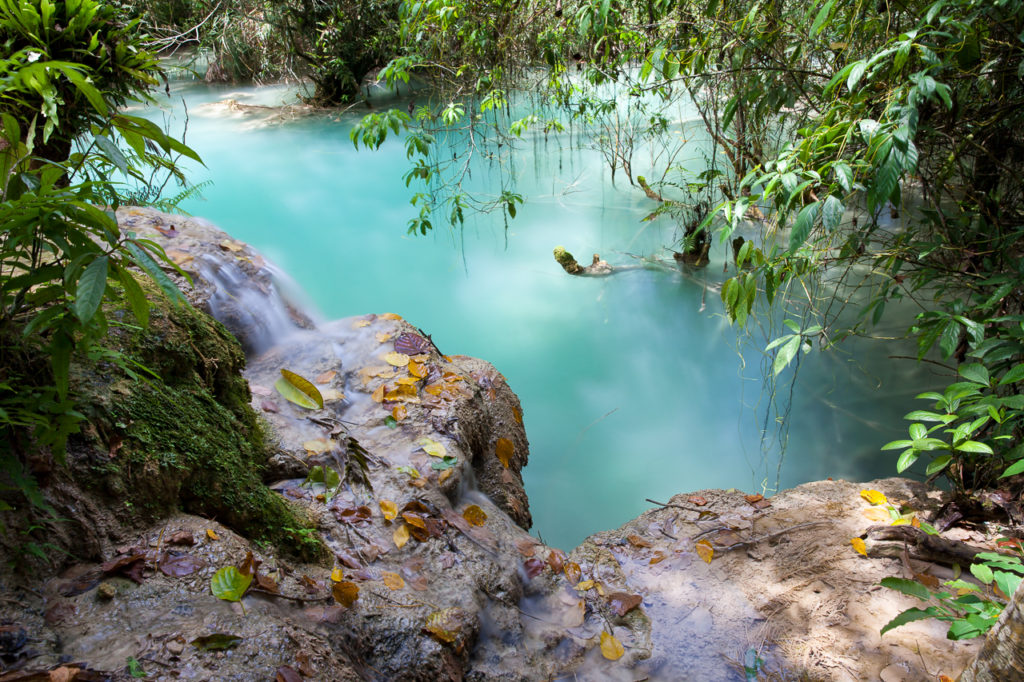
top-left (197, 253), bottom-right (314, 355)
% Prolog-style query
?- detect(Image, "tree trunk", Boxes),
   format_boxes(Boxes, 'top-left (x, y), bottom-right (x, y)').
top-left (959, 584), bottom-right (1024, 681)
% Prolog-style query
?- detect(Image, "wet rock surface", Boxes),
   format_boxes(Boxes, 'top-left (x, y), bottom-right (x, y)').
top-left (0, 209), bottom-right (989, 680)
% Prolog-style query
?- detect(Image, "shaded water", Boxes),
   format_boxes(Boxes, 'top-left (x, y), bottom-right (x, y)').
top-left (141, 82), bottom-right (940, 550)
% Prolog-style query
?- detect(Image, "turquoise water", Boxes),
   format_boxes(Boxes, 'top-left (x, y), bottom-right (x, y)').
top-left (142, 82), bottom-right (937, 550)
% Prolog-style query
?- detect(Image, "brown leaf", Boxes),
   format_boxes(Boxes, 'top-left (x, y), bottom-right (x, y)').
top-left (335, 506), bottom-right (373, 525)
top-left (49, 666), bottom-right (80, 682)
top-left (332, 580), bottom-right (359, 607)
top-left (564, 561), bottom-right (582, 584)
top-left (915, 571), bottom-right (941, 590)
top-left (391, 405), bottom-right (408, 422)
top-left (395, 332), bottom-right (430, 356)
top-left (371, 384), bottom-right (385, 402)
top-left (315, 370), bottom-right (337, 384)
top-left (523, 558), bottom-right (546, 579)
top-left (547, 549), bottom-right (566, 573)
top-left (296, 651), bottom-right (316, 677)
top-left (744, 493), bottom-right (764, 504)
top-left (607, 592), bottom-right (643, 616)
top-left (275, 665), bottom-right (302, 682)
top-left (260, 400), bottom-right (280, 413)
top-left (515, 539), bottom-right (538, 557)
top-left (158, 552), bottom-right (206, 577)
top-left (238, 551), bottom-right (258, 577)
top-left (695, 539), bottom-right (714, 563)
top-left (100, 553), bottom-right (147, 584)
top-left (462, 505), bottom-right (487, 526)
top-left (423, 607), bottom-right (464, 644)
top-left (627, 534), bottom-right (652, 548)
top-left (167, 530), bottom-right (195, 546)
top-left (495, 437), bottom-right (514, 468)
top-left (687, 495), bottom-right (708, 506)
top-left (256, 573), bottom-right (280, 593)
top-left (649, 551), bottom-right (667, 565)
top-left (512, 406), bottom-right (523, 424)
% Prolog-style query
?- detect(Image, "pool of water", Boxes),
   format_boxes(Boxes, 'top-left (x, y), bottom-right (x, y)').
top-left (138, 81), bottom-right (939, 550)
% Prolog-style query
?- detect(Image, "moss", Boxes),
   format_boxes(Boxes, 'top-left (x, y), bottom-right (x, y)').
top-left (70, 278), bottom-right (327, 562)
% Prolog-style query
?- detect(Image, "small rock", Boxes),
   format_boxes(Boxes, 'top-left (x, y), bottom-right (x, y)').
top-left (97, 582), bottom-right (117, 600)
top-left (166, 639), bottom-right (185, 656)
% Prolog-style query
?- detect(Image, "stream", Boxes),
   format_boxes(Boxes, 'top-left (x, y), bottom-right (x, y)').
top-left (138, 80), bottom-right (940, 551)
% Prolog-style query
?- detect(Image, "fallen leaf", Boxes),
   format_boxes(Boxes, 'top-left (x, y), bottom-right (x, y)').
top-left (417, 437), bottom-right (448, 458)
top-left (376, 332), bottom-right (392, 343)
top-left (408, 360), bottom-right (428, 378)
top-left (600, 632), bottom-right (625, 661)
top-left (191, 634), bottom-right (242, 651)
top-left (915, 571), bottom-right (941, 589)
top-left (276, 665), bottom-right (302, 682)
top-left (384, 384), bottom-right (419, 403)
top-left (393, 524), bottom-right (411, 549)
top-left (168, 530), bottom-right (194, 546)
top-left (495, 437), bottom-right (514, 468)
top-left (395, 332), bottom-right (430, 356)
top-left (372, 384), bottom-right (385, 402)
top-left (860, 489), bottom-right (888, 506)
top-left (260, 400), bottom-right (279, 413)
top-left (256, 573), bottom-right (279, 593)
top-left (329, 580), bottom-right (357, 607)
top-left (219, 239), bottom-right (243, 252)
top-left (296, 651), bottom-right (315, 677)
top-left (424, 608), bottom-right (464, 644)
top-left (627, 534), bottom-right (652, 548)
top-left (547, 549), bottom-right (566, 573)
top-left (939, 677), bottom-right (954, 682)
top-left (608, 592), bottom-right (643, 616)
top-left (380, 312), bottom-right (403, 320)
top-left (331, 568), bottom-right (344, 582)
top-left (851, 537), bottom-right (867, 556)
top-left (275, 369), bottom-right (324, 410)
top-left (384, 352), bottom-right (411, 367)
top-left (512, 407), bottom-right (523, 424)
top-left (392, 405), bottom-right (408, 421)
top-left (695, 539), bottom-right (714, 563)
top-left (744, 493), bottom-right (764, 504)
top-left (206, 529), bottom-right (219, 541)
top-left (524, 558), bottom-right (546, 579)
top-left (353, 319), bottom-right (371, 328)
top-left (891, 518), bottom-right (911, 526)
top-left (402, 512), bottom-right (428, 530)
top-left (321, 389), bottom-right (345, 402)
top-left (516, 539), bottom-right (538, 557)
top-left (649, 551), bottom-right (667, 565)
top-left (396, 465), bottom-right (421, 479)
top-left (438, 468), bottom-right (453, 484)
top-left (462, 505), bottom-right (487, 526)
top-left (303, 439), bottom-right (333, 455)
top-left (158, 552), bottom-right (206, 577)
top-left (49, 665), bottom-right (81, 682)
top-left (687, 495), bottom-right (708, 506)
top-left (576, 579), bottom-right (595, 591)
top-left (210, 566), bottom-right (252, 602)
top-left (564, 561), bottom-right (582, 584)
top-left (315, 370), bottom-right (337, 384)
top-left (335, 506), bottom-right (372, 525)
top-left (862, 508), bottom-right (891, 522)
top-left (380, 499), bottom-right (398, 521)
top-left (382, 572), bottom-right (405, 590)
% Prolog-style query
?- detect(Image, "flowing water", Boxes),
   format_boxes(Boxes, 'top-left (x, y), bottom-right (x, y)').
top-left (138, 80), bottom-right (939, 550)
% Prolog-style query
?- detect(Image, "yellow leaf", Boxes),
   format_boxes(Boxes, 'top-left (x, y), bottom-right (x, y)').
top-left (862, 508), bottom-right (891, 522)
top-left (860, 489), bottom-right (888, 506)
top-left (439, 468), bottom-right (453, 484)
top-left (353, 319), bottom-right (371, 328)
top-left (384, 384), bottom-right (420, 403)
top-left (891, 518), bottom-right (911, 526)
top-left (330, 568), bottom-right (343, 582)
top-left (332, 580), bottom-right (359, 607)
top-left (275, 369), bottom-right (324, 410)
top-left (384, 352), bottom-right (410, 367)
top-left (600, 632), bottom-right (625, 661)
top-left (303, 438), bottom-right (333, 455)
top-left (396, 377), bottom-right (420, 386)
top-left (417, 437), bottom-right (447, 458)
top-left (512, 407), bottom-right (523, 425)
top-left (375, 332), bottom-right (392, 344)
top-left (424, 383), bottom-right (443, 396)
top-left (315, 370), bottom-right (337, 384)
top-left (408, 360), bottom-right (427, 378)
top-left (379, 499), bottom-right (398, 521)
top-left (321, 388), bottom-right (345, 402)
top-left (939, 676), bottom-right (954, 682)
top-left (911, 516), bottom-right (922, 529)
top-left (462, 505), bottom-right (487, 526)
top-left (695, 539), bottom-right (714, 563)
top-left (393, 523), bottom-right (410, 549)
top-left (206, 529), bottom-right (219, 541)
top-left (851, 537), bottom-right (867, 556)
top-left (495, 437), bottom-right (514, 468)
top-left (380, 313), bottom-right (402, 321)
top-left (424, 608), bottom-right (462, 644)
top-left (382, 571), bottom-right (405, 590)
top-left (576, 579), bottom-right (595, 591)
top-left (371, 384), bottom-right (385, 403)
top-left (392, 405), bottom-right (408, 421)
top-left (219, 239), bottom-right (243, 252)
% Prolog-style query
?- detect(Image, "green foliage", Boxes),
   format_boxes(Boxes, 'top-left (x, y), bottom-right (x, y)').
top-left (0, 1), bottom-right (203, 544)
top-left (881, 542), bottom-right (1024, 640)
top-left (211, 565), bottom-right (253, 602)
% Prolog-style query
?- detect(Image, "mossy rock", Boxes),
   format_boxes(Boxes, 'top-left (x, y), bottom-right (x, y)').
top-left (67, 277), bottom-right (326, 562)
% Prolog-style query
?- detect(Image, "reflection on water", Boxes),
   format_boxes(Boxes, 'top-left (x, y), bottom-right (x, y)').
top-left (142, 81), bottom-right (938, 550)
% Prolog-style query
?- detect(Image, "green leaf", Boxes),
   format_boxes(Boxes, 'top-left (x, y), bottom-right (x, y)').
top-left (74, 255), bottom-right (108, 323)
top-left (959, 363), bottom-right (989, 385)
top-left (896, 449), bottom-right (918, 473)
top-left (947, 619), bottom-right (985, 640)
top-left (879, 607), bottom-right (937, 635)
top-left (125, 240), bottom-right (186, 306)
top-left (93, 133), bottom-right (128, 177)
top-left (1000, 459), bottom-right (1024, 478)
top-left (191, 633), bottom-right (243, 651)
top-left (789, 202), bottom-right (819, 252)
top-left (384, 416), bottom-right (399, 429)
top-left (117, 267), bottom-right (149, 327)
top-left (954, 441), bottom-right (993, 455)
top-left (275, 369), bottom-right (324, 410)
top-left (994, 571), bottom-right (1022, 600)
top-left (926, 454), bottom-right (952, 476)
top-left (210, 566), bottom-right (252, 602)
top-left (999, 364), bottom-right (1024, 385)
top-left (772, 335), bottom-right (801, 376)
top-left (880, 577), bottom-right (934, 601)
top-left (810, 0), bottom-right (834, 35)
top-left (431, 455), bottom-right (458, 470)
top-left (126, 657), bottom-right (146, 678)
top-left (970, 562), bottom-right (994, 585)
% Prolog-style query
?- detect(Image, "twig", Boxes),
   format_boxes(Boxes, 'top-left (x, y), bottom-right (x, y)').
top-left (645, 498), bottom-right (718, 515)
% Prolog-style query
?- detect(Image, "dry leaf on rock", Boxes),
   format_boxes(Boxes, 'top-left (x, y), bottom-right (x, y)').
top-left (462, 505), bottom-right (487, 526)
top-left (695, 539), bottom-right (714, 563)
top-left (600, 632), bottom-right (625, 661)
top-left (495, 437), bottom-right (514, 468)
top-left (382, 571), bottom-right (405, 590)
top-left (315, 370), bottom-right (337, 384)
top-left (851, 537), bottom-right (868, 556)
top-left (332, 580), bottom-right (359, 607)
top-left (860, 489), bottom-right (888, 505)
top-left (380, 499), bottom-right (398, 521)
top-left (393, 524), bottom-right (410, 549)
top-left (384, 352), bottom-right (410, 367)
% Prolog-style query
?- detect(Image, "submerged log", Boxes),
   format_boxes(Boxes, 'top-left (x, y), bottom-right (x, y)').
top-left (553, 246), bottom-right (615, 276)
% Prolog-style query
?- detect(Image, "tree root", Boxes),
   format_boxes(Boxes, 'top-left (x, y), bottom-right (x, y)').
top-left (864, 525), bottom-right (993, 565)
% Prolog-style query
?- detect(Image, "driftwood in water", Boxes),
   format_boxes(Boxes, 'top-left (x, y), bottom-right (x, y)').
top-left (553, 246), bottom-right (617, 276)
